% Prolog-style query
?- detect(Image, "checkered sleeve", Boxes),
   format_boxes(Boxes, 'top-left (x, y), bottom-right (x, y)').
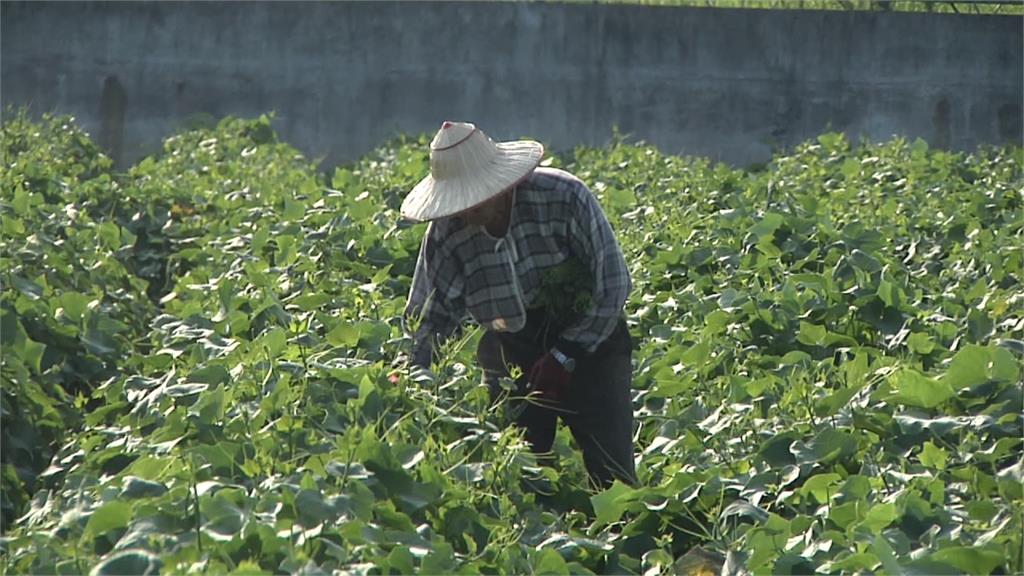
top-left (404, 222), bottom-right (465, 368)
top-left (556, 183), bottom-right (632, 357)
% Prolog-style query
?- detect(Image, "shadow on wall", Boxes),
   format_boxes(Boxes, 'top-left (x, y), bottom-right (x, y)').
top-left (98, 76), bottom-right (126, 167)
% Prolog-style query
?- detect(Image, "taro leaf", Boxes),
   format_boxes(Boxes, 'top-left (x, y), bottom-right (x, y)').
top-left (590, 480), bottom-right (638, 527)
top-left (849, 249), bottom-right (882, 273)
top-left (836, 475), bottom-right (871, 502)
top-left (119, 476), bottom-right (167, 499)
top-left (893, 413), bottom-right (985, 437)
top-left (901, 558), bottom-right (961, 576)
top-left (906, 332), bottom-right (935, 355)
top-left (83, 501), bottom-right (133, 539)
top-left (756, 431), bottom-right (800, 467)
top-left (719, 499), bottom-right (769, 524)
top-left (918, 441), bottom-right (948, 470)
top-left (815, 385), bottom-right (861, 418)
top-left (791, 428), bottom-right (857, 465)
top-left (942, 344), bottom-right (1020, 390)
top-left (83, 315), bottom-right (127, 357)
top-left (89, 549), bottom-right (161, 576)
top-left (748, 213), bottom-right (784, 240)
top-left (200, 488), bottom-right (248, 542)
top-left (228, 561), bottom-right (271, 575)
top-left (420, 541), bottom-right (457, 574)
top-left (60, 292), bottom-right (91, 322)
top-left (871, 535), bottom-right (903, 576)
top-left (295, 489), bottom-right (341, 526)
top-left (327, 323), bottom-right (361, 348)
top-left (858, 502), bottom-right (898, 534)
top-left (828, 552), bottom-right (879, 572)
top-left (774, 554), bottom-right (816, 576)
top-left (796, 322), bottom-right (827, 347)
top-left (886, 368), bottom-right (954, 409)
top-left (187, 364), bottom-right (230, 385)
top-left (386, 546), bottom-right (416, 574)
top-left (799, 473), bottom-right (842, 504)
top-left (928, 546), bottom-right (1004, 575)
top-left (11, 275), bottom-right (44, 300)
top-left (188, 384), bottom-right (226, 423)
top-left (534, 547), bottom-right (570, 576)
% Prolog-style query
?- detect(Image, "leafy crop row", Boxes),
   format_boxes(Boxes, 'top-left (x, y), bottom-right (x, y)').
top-left (1, 112), bottom-right (1021, 574)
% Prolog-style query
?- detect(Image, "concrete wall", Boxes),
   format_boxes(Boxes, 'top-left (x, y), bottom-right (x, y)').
top-left (2, 2), bottom-right (1021, 169)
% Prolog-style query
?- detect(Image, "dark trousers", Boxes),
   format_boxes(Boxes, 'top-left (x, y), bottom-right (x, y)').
top-left (476, 311), bottom-right (636, 489)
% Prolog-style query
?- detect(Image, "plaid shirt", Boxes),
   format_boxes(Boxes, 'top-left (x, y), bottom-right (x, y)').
top-left (405, 167), bottom-right (632, 366)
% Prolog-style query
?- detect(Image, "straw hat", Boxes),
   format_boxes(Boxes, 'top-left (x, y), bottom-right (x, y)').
top-left (401, 121), bottom-right (544, 222)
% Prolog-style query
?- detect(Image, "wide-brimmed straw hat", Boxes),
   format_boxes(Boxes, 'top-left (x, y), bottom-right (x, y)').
top-left (401, 121), bottom-right (544, 222)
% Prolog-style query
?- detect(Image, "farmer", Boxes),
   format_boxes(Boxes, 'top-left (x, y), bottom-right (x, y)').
top-left (401, 121), bottom-right (636, 489)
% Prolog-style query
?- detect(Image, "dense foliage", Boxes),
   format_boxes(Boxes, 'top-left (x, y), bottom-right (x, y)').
top-left (583, 0), bottom-right (1024, 15)
top-left (1, 112), bottom-right (1021, 574)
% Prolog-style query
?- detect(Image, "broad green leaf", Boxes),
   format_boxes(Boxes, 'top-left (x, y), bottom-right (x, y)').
top-left (89, 550), bottom-right (161, 576)
top-left (59, 292), bottom-right (92, 322)
top-left (918, 441), bottom-right (948, 470)
top-left (928, 546), bottom-right (1004, 575)
top-left (871, 535), bottom-right (903, 576)
top-left (791, 428), bottom-right (857, 464)
top-left (942, 344), bottom-right (991, 390)
top-left (797, 322), bottom-right (827, 346)
top-left (906, 332), bottom-right (935, 355)
top-left (886, 368), bottom-right (954, 409)
top-left (800, 473), bottom-right (842, 504)
top-left (83, 501), bottom-right (132, 539)
top-left (590, 480), bottom-right (637, 527)
top-left (534, 547), bottom-right (570, 576)
top-left (228, 561), bottom-right (271, 576)
top-left (327, 322), bottom-right (361, 348)
top-left (858, 502), bottom-right (898, 534)
top-left (11, 275), bottom-right (43, 300)
top-left (748, 212), bottom-right (784, 239)
top-left (387, 545), bottom-right (416, 574)
top-left (120, 477), bottom-right (168, 499)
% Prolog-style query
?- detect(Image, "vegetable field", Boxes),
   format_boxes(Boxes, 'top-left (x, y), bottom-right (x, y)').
top-left (1, 112), bottom-right (1021, 575)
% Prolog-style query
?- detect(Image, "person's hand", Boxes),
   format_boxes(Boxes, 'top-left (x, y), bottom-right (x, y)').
top-left (527, 352), bottom-right (573, 401)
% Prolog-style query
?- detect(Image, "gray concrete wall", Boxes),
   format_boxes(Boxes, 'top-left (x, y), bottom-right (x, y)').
top-left (2, 2), bottom-right (1021, 169)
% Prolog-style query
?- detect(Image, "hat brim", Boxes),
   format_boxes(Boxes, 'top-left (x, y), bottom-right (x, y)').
top-left (401, 140), bottom-right (544, 222)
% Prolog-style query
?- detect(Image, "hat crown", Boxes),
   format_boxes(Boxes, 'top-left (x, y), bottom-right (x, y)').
top-left (401, 120), bottom-right (543, 221)
top-left (429, 121), bottom-right (499, 182)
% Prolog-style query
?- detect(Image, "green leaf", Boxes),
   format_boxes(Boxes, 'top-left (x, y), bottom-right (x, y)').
top-left (918, 441), bottom-right (948, 470)
top-left (189, 384), bottom-right (226, 423)
top-left (387, 545), bottom-right (416, 574)
top-left (60, 292), bottom-right (92, 322)
top-left (791, 428), bottom-right (857, 465)
top-left (871, 535), bottom-right (903, 576)
top-left (83, 501), bottom-right (133, 539)
top-left (858, 502), bottom-right (898, 534)
top-left (886, 368), bottom-right (954, 409)
top-left (928, 546), bottom-right (1004, 575)
top-left (89, 550), bottom-right (161, 576)
top-left (942, 345), bottom-right (991, 390)
top-left (797, 322), bottom-right (827, 346)
top-left (11, 275), bottom-right (44, 300)
top-left (534, 548), bottom-right (570, 576)
top-left (800, 473), bottom-right (842, 504)
top-left (228, 561), bottom-right (271, 576)
top-left (327, 322), bottom-right (361, 348)
top-left (907, 332), bottom-right (935, 355)
top-left (97, 222), bottom-right (121, 249)
top-left (120, 477), bottom-right (168, 499)
top-left (749, 212), bottom-right (784, 239)
top-left (590, 480), bottom-right (637, 527)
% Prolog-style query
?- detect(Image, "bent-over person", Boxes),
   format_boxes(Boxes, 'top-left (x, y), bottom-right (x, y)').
top-left (401, 121), bottom-right (636, 489)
